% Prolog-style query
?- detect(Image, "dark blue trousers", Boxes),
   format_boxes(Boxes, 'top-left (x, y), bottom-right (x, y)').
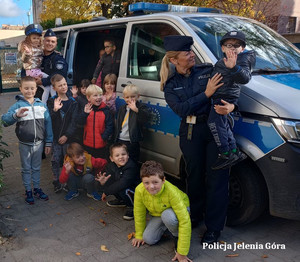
top-left (208, 99), bottom-right (236, 153)
top-left (180, 120), bottom-right (229, 231)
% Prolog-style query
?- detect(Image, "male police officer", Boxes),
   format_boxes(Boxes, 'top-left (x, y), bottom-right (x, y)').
top-left (35, 29), bottom-right (68, 98)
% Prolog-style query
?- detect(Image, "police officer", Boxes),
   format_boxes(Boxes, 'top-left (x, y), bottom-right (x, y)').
top-left (160, 35), bottom-right (235, 244)
top-left (35, 29), bottom-right (68, 99)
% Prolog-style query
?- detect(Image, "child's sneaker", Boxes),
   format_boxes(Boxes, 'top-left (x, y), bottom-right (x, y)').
top-left (211, 152), bottom-right (239, 170)
top-left (53, 180), bottom-right (62, 193)
top-left (106, 199), bottom-right (126, 207)
top-left (62, 184), bottom-right (69, 192)
top-left (87, 191), bottom-right (101, 201)
top-left (64, 191), bottom-right (79, 201)
top-left (123, 207), bottom-right (134, 220)
top-left (25, 190), bottom-right (34, 205)
top-left (34, 188), bottom-right (49, 201)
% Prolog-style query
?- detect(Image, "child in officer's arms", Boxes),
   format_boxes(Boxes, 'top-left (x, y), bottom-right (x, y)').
top-left (78, 84), bottom-right (114, 159)
top-left (1, 76), bottom-right (53, 204)
top-left (114, 84), bottom-right (150, 163)
top-left (208, 30), bottom-right (256, 170)
top-left (132, 160), bottom-right (192, 262)
top-left (59, 143), bottom-right (107, 201)
top-left (95, 143), bottom-right (139, 220)
top-left (47, 74), bottom-right (79, 193)
top-left (102, 74), bottom-right (117, 115)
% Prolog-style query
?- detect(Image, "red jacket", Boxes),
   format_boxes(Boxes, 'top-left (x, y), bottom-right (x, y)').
top-left (79, 102), bottom-right (114, 149)
top-left (59, 152), bottom-right (107, 184)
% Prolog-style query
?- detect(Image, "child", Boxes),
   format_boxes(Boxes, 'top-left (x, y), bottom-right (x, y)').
top-left (114, 84), bottom-right (150, 162)
top-left (91, 39), bottom-right (121, 86)
top-left (18, 24), bottom-right (55, 104)
top-left (47, 74), bottom-right (79, 192)
top-left (208, 30), bottom-right (256, 170)
top-left (132, 161), bottom-right (192, 262)
top-left (102, 74), bottom-right (117, 114)
top-left (71, 79), bottom-right (90, 110)
top-left (1, 76), bottom-right (53, 204)
top-left (95, 143), bottom-right (139, 220)
top-left (59, 143), bottom-right (107, 201)
top-left (78, 84), bottom-right (114, 159)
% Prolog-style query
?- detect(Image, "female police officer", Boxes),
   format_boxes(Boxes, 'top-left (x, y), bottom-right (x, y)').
top-left (160, 35), bottom-right (234, 244)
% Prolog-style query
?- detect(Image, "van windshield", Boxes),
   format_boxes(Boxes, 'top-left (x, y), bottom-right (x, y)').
top-left (184, 17), bottom-right (300, 73)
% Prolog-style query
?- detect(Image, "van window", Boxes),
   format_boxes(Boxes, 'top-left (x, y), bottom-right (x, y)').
top-left (55, 31), bottom-right (68, 56)
top-left (128, 23), bottom-right (179, 81)
top-left (72, 27), bottom-right (126, 86)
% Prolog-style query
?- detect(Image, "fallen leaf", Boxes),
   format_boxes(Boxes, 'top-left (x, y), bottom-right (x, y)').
top-left (104, 211), bottom-right (108, 214)
top-left (219, 240), bottom-right (225, 244)
top-left (100, 245), bottom-right (109, 252)
top-left (6, 206), bottom-right (11, 209)
top-left (49, 224), bottom-right (53, 227)
top-left (236, 242), bottom-right (243, 245)
top-left (75, 252), bottom-right (81, 256)
top-left (127, 232), bottom-right (135, 241)
top-left (98, 209), bottom-right (101, 212)
top-left (99, 219), bottom-right (106, 226)
top-left (262, 255), bottom-right (268, 258)
top-left (88, 206), bottom-right (95, 210)
top-left (24, 228), bottom-right (28, 232)
top-left (56, 212), bottom-right (61, 215)
top-left (226, 254), bottom-right (239, 257)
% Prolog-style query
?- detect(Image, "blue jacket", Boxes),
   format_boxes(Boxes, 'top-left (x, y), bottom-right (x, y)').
top-left (47, 95), bottom-right (78, 143)
top-left (164, 64), bottom-right (213, 119)
top-left (1, 95), bottom-right (53, 147)
top-left (41, 51), bottom-right (68, 87)
top-left (212, 50), bottom-right (256, 101)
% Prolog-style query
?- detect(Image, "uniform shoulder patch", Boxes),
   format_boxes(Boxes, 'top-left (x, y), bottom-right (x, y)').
top-left (56, 63), bottom-right (64, 70)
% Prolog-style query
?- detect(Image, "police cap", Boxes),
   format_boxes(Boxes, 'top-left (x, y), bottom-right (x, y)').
top-left (220, 31), bottom-right (246, 47)
top-left (25, 24), bottom-right (43, 36)
top-left (44, 29), bottom-right (56, 38)
top-left (164, 35), bottom-right (194, 52)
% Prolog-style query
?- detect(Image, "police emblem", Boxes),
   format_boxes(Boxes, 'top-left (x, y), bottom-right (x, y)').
top-left (56, 63), bottom-right (63, 70)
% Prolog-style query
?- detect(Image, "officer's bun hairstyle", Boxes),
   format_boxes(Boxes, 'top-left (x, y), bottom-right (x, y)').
top-left (123, 84), bottom-right (139, 96)
top-left (50, 74), bottom-right (65, 86)
top-left (86, 84), bottom-right (103, 98)
top-left (140, 160), bottom-right (165, 180)
top-left (67, 142), bottom-right (84, 158)
top-left (109, 142), bottom-right (128, 157)
top-left (20, 76), bottom-right (36, 86)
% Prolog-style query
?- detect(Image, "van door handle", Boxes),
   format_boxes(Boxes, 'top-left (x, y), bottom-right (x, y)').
top-left (121, 81), bottom-right (132, 87)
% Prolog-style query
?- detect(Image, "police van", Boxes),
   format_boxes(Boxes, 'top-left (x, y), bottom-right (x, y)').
top-left (51, 2), bottom-right (300, 226)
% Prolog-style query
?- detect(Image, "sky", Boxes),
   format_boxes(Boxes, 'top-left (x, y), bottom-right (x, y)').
top-left (0, 0), bottom-right (32, 27)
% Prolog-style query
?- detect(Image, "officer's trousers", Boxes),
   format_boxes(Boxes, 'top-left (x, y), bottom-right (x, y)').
top-left (180, 120), bottom-right (229, 231)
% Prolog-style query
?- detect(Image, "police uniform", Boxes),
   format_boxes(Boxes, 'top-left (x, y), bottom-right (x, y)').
top-left (40, 29), bottom-right (68, 87)
top-left (163, 36), bottom-right (229, 236)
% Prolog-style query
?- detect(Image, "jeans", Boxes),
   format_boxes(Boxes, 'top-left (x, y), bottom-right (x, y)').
top-left (67, 173), bottom-right (95, 193)
top-left (51, 141), bottom-right (68, 181)
top-left (143, 208), bottom-right (189, 245)
top-left (19, 141), bottom-right (44, 191)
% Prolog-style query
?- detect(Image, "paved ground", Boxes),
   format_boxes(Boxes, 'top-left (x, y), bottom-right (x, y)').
top-left (0, 92), bottom-right (300, 262)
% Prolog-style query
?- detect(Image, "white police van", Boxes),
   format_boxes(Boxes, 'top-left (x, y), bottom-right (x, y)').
top-left (52, 2), bottom-right (300, 225)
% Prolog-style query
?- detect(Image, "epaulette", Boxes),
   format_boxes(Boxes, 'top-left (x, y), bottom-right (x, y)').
top-left (195, 63), bottom-right (213, 68)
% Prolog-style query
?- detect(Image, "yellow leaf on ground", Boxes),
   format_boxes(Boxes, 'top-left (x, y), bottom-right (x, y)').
top-left (56, 212), bottom-right (61, 215)
top-left (262, 255), bottom-right (268, 258)
top-left (226, 254), bottom-right (239, 257)
top-left (6, 206), bottom-right (11, 209)
top-left (104, 211), bottom-right (108, 214)
top-left (219, 240), bottom-right (225, 244)
top-left (100, 245), bottom-right (109, 252)
top-left (99, 219), bottom-right (106, 226)
top-left (75, 252), bottom-right (81, 256)
top-left (24, 228), bottom-right (28, 232)
top-left (127, 232), bottom-right (135, 241)
top-left (49, 224), bottom-right (53, 227)
top-left (88, 206), bottom-right (95, 210)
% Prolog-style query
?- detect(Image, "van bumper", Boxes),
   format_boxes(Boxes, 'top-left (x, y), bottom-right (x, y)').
top-left (256, 142), bottom-right (300, 220)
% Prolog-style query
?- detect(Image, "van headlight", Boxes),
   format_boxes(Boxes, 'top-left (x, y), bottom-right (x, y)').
top-left (272, 118), bottom-right (300, 143)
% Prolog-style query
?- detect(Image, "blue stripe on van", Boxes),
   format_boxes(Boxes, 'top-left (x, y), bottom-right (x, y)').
top-left (116, 97), bottom-right (180, 137)
top-left (233, 117), bottom-right (285, 154)
top-left (262, 73), bottom-right (300, 90)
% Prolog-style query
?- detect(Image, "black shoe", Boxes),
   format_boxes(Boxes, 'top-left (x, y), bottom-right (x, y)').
top-left (123, 207), bottom-right (134, 220)
top-left (106, 199), bottom-right (126, 208)
top-left (211, 152), bottom-right (239, 170)
top-left (52, 180), bottom-right (62, 193)
top-left (201, 231), bottom-right (220, 245)
top-left (233, 148), bottom-right (247, 164)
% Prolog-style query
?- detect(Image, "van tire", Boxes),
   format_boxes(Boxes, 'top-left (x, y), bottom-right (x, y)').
top-left (226, 161), bottom-right (268, 226)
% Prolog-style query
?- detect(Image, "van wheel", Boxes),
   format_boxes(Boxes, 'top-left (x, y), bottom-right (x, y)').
top-left (226, 161), bottom-right (268, 226)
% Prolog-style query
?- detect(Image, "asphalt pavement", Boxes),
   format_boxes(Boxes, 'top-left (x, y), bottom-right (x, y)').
top-left (0, 92), bottom-right (299, 262)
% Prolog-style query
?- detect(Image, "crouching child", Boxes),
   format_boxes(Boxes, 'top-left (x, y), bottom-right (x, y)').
top-left (59, 143), bottom-right (107, 201)
top-left (95, 143), bottom-right (140, 220)
top-left (132, 161), bottom-right (192, 262)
